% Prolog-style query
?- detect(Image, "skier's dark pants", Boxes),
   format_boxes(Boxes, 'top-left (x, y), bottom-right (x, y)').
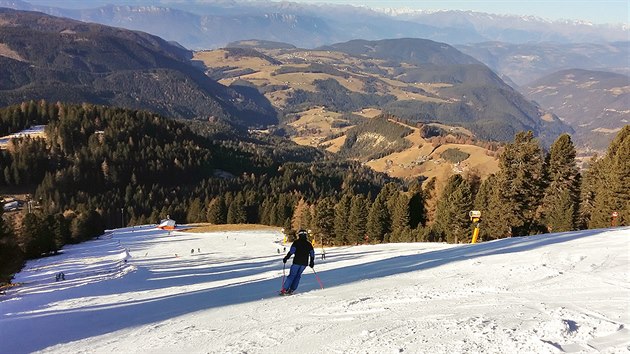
top-left (285, 264), bottom-right (307, 291)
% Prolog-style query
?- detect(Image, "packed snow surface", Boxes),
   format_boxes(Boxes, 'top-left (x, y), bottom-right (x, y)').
top-left (1, 226), bottom-right (629, 353)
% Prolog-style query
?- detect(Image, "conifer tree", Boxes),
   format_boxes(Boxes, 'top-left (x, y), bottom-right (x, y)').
top-left (291, 198), bottom-right (310, 230)
top-left (473, 174), bottom-right (509, 240)
top-left (0, 207), bottom-right (22, 283)
top-left (227, 193), bottom-right (247, 224)
top-left (366, 191), bottom-right (390, 243)
top-left (435, 174), bottom-right (472, 243)
top-left (186, 198), bottom-right (204, 223)
top-left (258, 197), bottom-right (272, 225)
top-left (300, 205), bottom-right (313, 232)
top-left (20, 213), bottom-right (56, 258)
top-left (541, 134), bottom-right (580, 232)
top-left (51, 213), bottom-right (71, 251)
top-left (408, 182), bottom-right (426, 229)
top-left (496, 131), bottom-right (545, 236)
top-left (334, 193), bottom-right (352, 245)
top-left (313, 197), bottom-right (336, 245)
top-left (206, 195), bottom-right (227, 224)
top-left (348, 194), bottom-right (369, 245)
top-left (422, 177), bottom-right (438, 226)
top-left (588, 126), bottom-right (630, 227)
top-left (390, 193), bottom-right (410, 242)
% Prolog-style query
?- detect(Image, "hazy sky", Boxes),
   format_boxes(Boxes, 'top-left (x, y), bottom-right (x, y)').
top-left (287, 0), bottom-right (630, 24)
top-left (22, 0), bottom-right (630, 25)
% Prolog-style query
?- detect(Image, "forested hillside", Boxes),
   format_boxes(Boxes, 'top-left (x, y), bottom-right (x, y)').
top-left (525, 69), bottom-right (630, 151)
top-left (0, 8), bottom-right (277, 126)
top-left (197, 38), bottom-right (571, 146)
top-left (1, 101), bottom-right (627, 284)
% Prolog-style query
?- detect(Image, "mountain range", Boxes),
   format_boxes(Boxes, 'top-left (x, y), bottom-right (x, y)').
top-left (197, 37), bottom-right (570, 149)
top-left (456, 41), bottom-right (630, 87)
top-left (0, 1), bottom-right (627, 153)
top-left (525, 69), bottom-right (630, 151)
top-left (1, 0), bottom-right (627, 50)
top-left (0, 7), bottom-right (277, 125)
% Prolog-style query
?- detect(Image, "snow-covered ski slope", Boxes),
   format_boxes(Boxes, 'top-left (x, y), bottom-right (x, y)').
top-left (1, 226), bottom-right (628, 353)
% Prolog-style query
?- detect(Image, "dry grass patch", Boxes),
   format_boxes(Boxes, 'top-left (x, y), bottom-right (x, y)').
top-left (353, 108), bottom-right (382, 118)
top-left (324, 135), bottom-right (347, 153)
top-left (366, 140), bottom-right (498, 181)
top-left (0, 43), bottom-right (25, 62)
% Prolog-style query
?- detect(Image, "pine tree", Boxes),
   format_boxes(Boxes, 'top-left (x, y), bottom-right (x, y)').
top-left (588, 126), bottom-right (630, 227)
top-left (408, 183), bottom-right (427, 229)
top-left (423, 177), bottom-right (438, 226)
top-left (227, 193), bottom-right (247, 224)
top-left (0, 207), bottom-right (22, 283)
top-left (20, 213), bottom-right (56, 258)
top-left (313, 197), bottom-right (336, 245)
top-left (366, 191), bottom-right (390, 243)
top-left (434, 174), bottom-right (472, 243)
top-left (51, 213), bottom-right (71, 251)
top-left (291, 198), bottom-right (310, 230)
top-left (334, 193), bottom-right (352, 245)
top-left (496, 131), bottom-right (545, 236)
top-left (300, 205), bottom-right (313, 232)
top-left (541, 134), bottom-right (580, 232)
top-left (578, 155), bottom-right (600, 228)
top-left (348, 194), bottom-right (369, 245)
top-left (207, 196), bottom-right (227, 224)
top-left (474, 174), bottom-right (509, 240)
top-left (186, 198), bottom-right (203, 223)
top-left (390, 193), bottom-right (410, 242)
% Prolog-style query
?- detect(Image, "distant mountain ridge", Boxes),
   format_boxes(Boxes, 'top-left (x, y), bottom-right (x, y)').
top-left (456, 41), bottom-right (630, 86)
top-left (524, 69), bottom-right (630, 151)
top-left (318, 38), bottom-right (482, 66)
top-left (0, 8), bottom-right (277, 125)
top-left (0, 0), bottom-right (626, 50)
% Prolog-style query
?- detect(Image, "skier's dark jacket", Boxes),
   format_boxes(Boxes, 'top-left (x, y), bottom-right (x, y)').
top-left (286, 233), bottom-right (314, 266)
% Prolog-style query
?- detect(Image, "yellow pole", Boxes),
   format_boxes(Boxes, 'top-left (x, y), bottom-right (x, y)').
top-left (471, 224), bottom-right (480, 244)
top-left (469, 211), bottom-right (481, 244)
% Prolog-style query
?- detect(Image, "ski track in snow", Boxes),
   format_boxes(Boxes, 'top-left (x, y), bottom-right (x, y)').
top-left (0, 225), bottom-right (629, 354)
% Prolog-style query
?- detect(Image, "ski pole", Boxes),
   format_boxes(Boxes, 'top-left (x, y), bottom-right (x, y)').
top-left (280, 263), bottom-right (286, 291)
top-left (311, 267), bottom-right (324, 289)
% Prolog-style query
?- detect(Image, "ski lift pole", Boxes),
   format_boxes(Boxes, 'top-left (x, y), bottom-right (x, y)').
top-left (311, 267), bottom-right (324, 289)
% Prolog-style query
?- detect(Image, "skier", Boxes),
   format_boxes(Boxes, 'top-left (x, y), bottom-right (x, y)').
top-left (280, 229), bottom-right (315, 295)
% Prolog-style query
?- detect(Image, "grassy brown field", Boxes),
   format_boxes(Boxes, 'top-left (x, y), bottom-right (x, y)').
top-left (365, 121), bottom-right (499, 180)
top-left (193, 45), bottom-right (501, 186)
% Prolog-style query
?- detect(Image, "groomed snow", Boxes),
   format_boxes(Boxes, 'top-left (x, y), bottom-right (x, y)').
top-left (1, 226), bottom-right (629, 353)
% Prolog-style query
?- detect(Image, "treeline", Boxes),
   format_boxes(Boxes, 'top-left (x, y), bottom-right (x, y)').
top-left (0, 101), bottom-right (392, 282)
top-left (0, 101), bottom-right (628, 284)
top-left (285, 78), bottom-right (396, 114)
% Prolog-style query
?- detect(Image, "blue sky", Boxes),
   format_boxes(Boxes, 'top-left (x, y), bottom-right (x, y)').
top-left (288, 0), bottom-right (629, 24)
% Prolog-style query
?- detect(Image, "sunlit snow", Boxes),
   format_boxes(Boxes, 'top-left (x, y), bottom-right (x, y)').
top-left (1, 225), bottom-right (629, 353)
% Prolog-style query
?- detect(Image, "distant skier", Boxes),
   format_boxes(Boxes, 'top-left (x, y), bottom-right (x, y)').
top-left (280, 229), bottom-right (315, 295)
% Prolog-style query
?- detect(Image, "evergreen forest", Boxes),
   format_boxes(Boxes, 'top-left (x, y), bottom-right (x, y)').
top-left (1, 101), bottom-right (628, 284)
